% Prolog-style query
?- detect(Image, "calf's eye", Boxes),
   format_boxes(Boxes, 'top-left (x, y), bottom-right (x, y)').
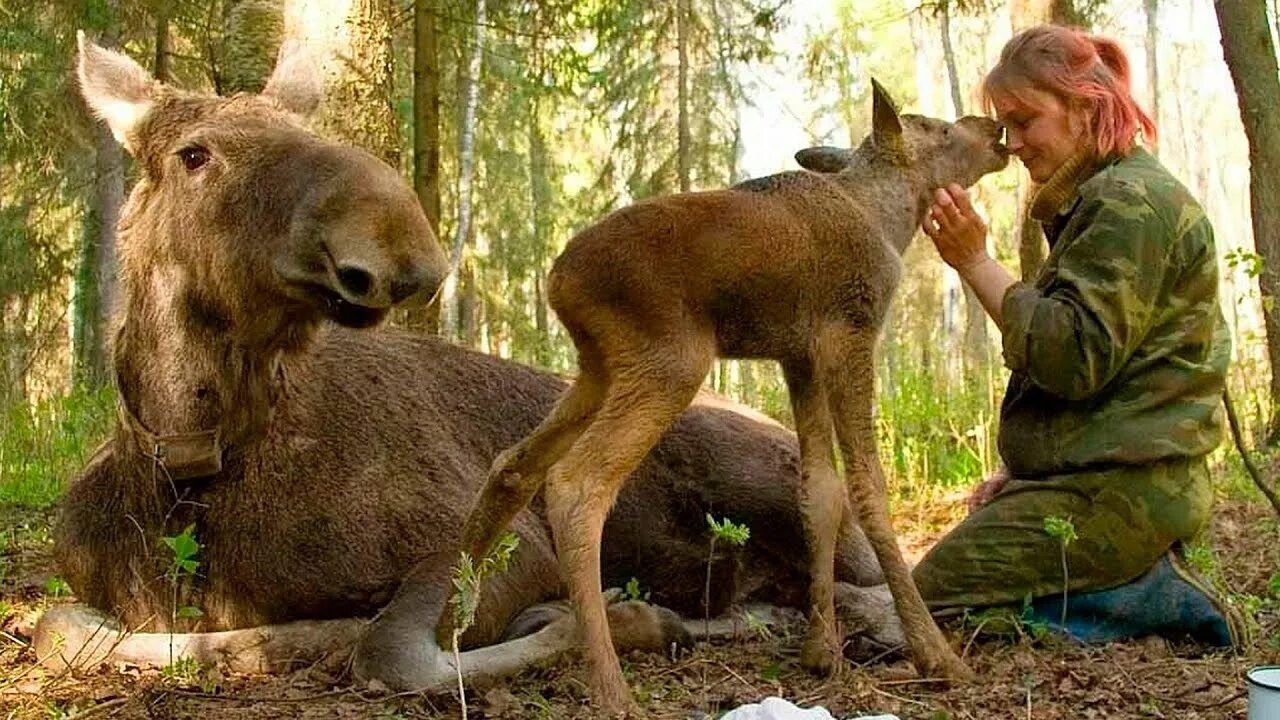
top-left (178, 146), bottom-right (211, 171)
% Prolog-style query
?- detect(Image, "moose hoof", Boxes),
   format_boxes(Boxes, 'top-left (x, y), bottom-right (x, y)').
top-left (799, 627), bottom-right (841, 676)
top-left (606, 600), bottom-right (691, 654)
top-left (353, 620), bottom-right (450, 692)
top-left (920, 651), bottom-right (975, 683)
top-left (33, 604), bottom-right (121, 671)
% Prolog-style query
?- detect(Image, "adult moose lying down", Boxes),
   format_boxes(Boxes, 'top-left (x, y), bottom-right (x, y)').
top-left (34, 35), bottom-right (885, 692)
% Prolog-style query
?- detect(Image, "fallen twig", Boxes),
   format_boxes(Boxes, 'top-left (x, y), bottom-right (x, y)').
top-left (62, 697), bottom-right (129, 720)
top-left (1223, 388), bottom-right (1280, 517)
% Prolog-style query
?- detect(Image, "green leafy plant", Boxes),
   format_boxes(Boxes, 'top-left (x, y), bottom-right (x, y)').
top-left (42, 576), bottom-right (70, 598)
top-left (160, 524), bottom-right (202, 664)
top-left (704, 514), bottom-right (750, 636)
top-left (1042, 515), bottom-right (1077, 626)
top-left (623, 576), bottom-right (649, 602)
top-left (160, 656), bottom-right (202, 688)
top-left (449, 532), bottom-right (519, 720)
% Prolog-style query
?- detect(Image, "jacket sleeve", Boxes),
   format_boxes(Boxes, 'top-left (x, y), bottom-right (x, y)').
top-left (1000, 183), bottom-right (1176, 401)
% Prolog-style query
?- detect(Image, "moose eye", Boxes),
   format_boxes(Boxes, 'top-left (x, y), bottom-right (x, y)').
top-left (177, 145), bottom-right (211, 172)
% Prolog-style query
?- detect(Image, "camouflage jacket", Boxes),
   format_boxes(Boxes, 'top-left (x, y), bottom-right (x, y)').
top-left (997, 147), bottom-right (1229, 477)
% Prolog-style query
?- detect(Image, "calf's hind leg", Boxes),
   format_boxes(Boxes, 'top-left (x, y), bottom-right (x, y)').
top-left (821, 326), bottom-right (972, 681)
top-left (437, 343), bottom-right (606, 645)
top-left (544, 335), bottom-right (714, 714)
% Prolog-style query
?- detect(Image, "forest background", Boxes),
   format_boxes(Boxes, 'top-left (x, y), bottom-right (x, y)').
top-left (2, 0), bottom-right (1278, 534)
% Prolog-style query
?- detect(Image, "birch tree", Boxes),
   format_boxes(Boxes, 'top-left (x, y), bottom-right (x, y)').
top-left (1215, 0), bottom-right (1280, 442)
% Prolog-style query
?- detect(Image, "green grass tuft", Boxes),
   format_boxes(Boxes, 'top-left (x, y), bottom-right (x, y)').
top-left (0, 386), bottom-right (114, 509)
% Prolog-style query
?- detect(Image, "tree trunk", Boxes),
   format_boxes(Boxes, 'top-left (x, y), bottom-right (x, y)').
top-left (936, 1), bottom-right (990, 371)
top-left (1009, 0), bottom-right (1055, 280)
top-left (401, 0), bottom-right (444, 334)
top-left (1145, 0), bottom-right (1159, 156)
top-left (676, 0), bottom-right (692, 193)
top-left (1051, 0), bottom-right (1087, 26)
top-left (443, 0), bottom-right (486, 342)
top-left (529, 98), bottom-right (553, 366)
top-left (316, 0), bottom-right (400, 168)
top-left (78, 20), bottom-right (125, 390)
top-left (154, 4), bottom-right (172, 83)
top-left (1215, 0), bottom-right (1280, 443)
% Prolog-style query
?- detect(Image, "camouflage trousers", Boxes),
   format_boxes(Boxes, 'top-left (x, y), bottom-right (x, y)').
top-left (912, 458), bottom-right (1213, 611)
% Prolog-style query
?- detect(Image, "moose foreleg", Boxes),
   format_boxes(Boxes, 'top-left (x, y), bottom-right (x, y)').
top-left (782, 358), bottom-right (846, 674)
top-left (823, 328), bottom-right (973, 682)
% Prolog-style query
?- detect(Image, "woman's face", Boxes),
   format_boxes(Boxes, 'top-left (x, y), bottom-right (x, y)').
top-left (992, 86), bottom-right (1091, 183)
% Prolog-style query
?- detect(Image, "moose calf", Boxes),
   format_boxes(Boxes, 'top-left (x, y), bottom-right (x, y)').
top-left (444, 80), bottom-right (1009, 712)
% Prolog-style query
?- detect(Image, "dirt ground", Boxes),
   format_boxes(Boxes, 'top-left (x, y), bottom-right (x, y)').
top-left (2, 496), bottom-right (1277, 720)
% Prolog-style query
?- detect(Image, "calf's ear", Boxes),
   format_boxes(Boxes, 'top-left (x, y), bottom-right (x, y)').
top-left (794, 146), bottom-right (854, 173)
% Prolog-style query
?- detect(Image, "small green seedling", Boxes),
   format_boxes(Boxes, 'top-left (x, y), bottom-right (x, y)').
top-left (623, 576), bottom-right (649, 602)
top-left (449, 532), bottom-right (519, 720)
top-left (704, 514), bottom-right (750, 636)
top-left (43, 576), bottom-right (71, 598)
top-left (1042, 515), bottom-right (1077, 626)
top-left (161, 525), bottom-right (202, 664)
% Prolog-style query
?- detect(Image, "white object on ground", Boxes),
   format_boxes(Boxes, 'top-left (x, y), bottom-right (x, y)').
top-left (717, 696), bottom-right (900, 720)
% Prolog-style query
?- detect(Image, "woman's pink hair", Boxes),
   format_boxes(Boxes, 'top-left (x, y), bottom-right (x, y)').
top-left (982, 25), bottom-right (1157, 156)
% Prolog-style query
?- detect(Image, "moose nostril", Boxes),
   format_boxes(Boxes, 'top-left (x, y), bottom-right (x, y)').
top-left (336, 265), bottom-right (375, 298)
top-left (389, 276), bottom-right (422, 304)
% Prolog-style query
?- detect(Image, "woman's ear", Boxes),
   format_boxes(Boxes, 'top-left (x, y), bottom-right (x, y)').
top-left (1068, 98), bottom-right (1095, 144)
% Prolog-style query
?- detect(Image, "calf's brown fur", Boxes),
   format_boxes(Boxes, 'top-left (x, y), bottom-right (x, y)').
top-left (447, 80), bottom-right (1008, 711)
top-left (42, 36), bottom-right (885, 691)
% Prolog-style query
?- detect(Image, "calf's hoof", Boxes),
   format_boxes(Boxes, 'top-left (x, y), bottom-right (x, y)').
top-left (799, 627), bottom-right (840, 676)
top-left (918, 650), bottom-right (975, 682)
top-left (606, 600), bottom-right (691, 654)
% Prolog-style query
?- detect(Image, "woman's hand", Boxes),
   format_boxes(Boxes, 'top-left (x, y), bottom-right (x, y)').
top-left (966, 466), bottom-right (1010, 514)
top-left (923, 184), bottom-right (989, 272)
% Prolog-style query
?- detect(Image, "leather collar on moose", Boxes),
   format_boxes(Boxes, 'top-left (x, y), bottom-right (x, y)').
top-left (113, 358), bottom-right (286, 483)
top-left (116, 396), bottom-right (224, 482)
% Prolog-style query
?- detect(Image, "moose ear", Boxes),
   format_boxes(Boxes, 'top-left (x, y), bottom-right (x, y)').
top-left (262, 39), bottom-right (323, 117)
top-left (794, 146), bottom-right (854, 173)
top-left (870, 78), bottom-right (904, 154)
top-left (77, 30), bottom-right (156, 151)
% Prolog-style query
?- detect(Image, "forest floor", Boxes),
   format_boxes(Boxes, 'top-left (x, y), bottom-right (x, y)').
top-left (2, 492), bottom-right (1277, 720)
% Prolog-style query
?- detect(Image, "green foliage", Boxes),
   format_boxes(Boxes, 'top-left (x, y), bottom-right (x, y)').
top-left (1043, 515), bottom-right (1077, 625)
top-left (159, 656), bottom-right (204, 688)
top-left (706, 514), bottom-right (751, 546)
top-left (42, 575), bottom-right (70, 598)
top-left (0, 387), bottom-right (114, 508)
top-left (623, 576), bottom-right (649, 602)
top-left (450, 532), bottom-right (520, 634)
top-left (876, 346), bottom-right (998, 501)
top-left (1183, 541), bottom-right (1217, 578)
top-left (162, 524), bottom-right (201, 584)
top-left (1225, 248), bottom-right (1264, 279)
top-left (1042, 515), bottom-right (1078, 545)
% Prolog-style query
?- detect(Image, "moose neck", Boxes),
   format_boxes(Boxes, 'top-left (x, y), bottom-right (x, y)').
top-left (836, 156), bottom-right (932, 255)
top-left (112, 261), bottom-right (298, 459)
